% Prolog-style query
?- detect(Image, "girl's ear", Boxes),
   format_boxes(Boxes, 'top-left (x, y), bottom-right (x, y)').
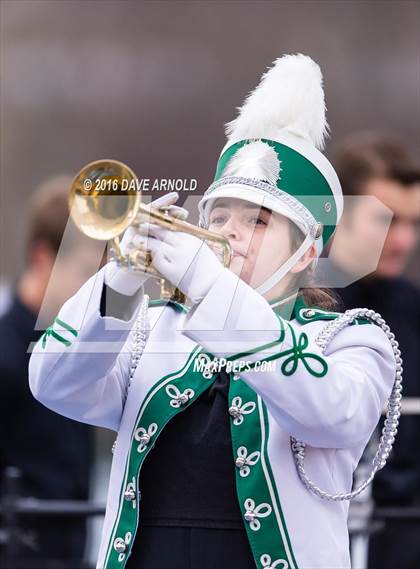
top-left (290, 243), bottom-right (317, 274)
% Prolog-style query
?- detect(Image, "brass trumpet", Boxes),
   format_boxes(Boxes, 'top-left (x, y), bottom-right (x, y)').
top-left (68, 159), bottom-right (232, 302)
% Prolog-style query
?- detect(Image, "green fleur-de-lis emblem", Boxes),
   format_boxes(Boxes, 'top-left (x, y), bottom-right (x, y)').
top-left (279, 323), bottom-right (328, 377)
top-left (243, 497), bottom-right (272, 531)
top-left (113, 531), bottom-right (132, 563)
top-left (123, 477), bottom-right (137, 509)
top-left (229, 396), bottom-right (256, 426)
top-left (165, 384), bottom-right (195, 408)
top-left (260, 553), bottom-right (289, 569)
top-left (235, 445), bottom-right (260, 477)
top-left (134, 423), bottom-right (158, 453)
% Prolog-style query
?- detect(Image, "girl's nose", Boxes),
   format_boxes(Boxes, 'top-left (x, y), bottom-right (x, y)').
top-left (219, 217), bottom-right (241, 240)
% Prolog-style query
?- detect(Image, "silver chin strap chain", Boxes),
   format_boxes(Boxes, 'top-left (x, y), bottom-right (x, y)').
top-left (291, 308), bottom-right (403, 501)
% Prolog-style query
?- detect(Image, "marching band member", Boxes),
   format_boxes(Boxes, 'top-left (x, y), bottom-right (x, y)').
top-left (29, 54), bottom-right (398, 569)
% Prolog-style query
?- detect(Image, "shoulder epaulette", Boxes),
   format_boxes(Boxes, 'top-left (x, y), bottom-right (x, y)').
top-left (295, 306), bottom-right (370, 326)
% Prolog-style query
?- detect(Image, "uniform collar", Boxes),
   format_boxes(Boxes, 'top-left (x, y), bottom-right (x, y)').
top-left (268, 291), bottom-right (307, 321)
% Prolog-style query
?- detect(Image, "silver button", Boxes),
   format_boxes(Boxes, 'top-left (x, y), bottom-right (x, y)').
top-left (235, 456), bottom-right (246, 468)
top-left (178, 393), bottom-right (189, 405)
top-left (114, 537), bottom-right (127, 553)
top-left (124, 488), bottom-right (136, 501)
top-left (324, 201), bottom-right (332, 213)
top-left (229, 405), bottom-right (241, 419)
top-left (138, 433), bottom-right (151, 445)
top-left (244, 510), bottom-right (255, 522)
top-left (303, 309), bottom-right (315, 318)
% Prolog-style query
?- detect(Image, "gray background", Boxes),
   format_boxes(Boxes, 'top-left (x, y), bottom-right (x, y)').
top-left (1, 0), bottom-right (419, 280)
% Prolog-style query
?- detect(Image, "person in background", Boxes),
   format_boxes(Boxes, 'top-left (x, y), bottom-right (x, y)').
top-left (330, 133), bottom-right (420, 569)
top-left (0, 176), bottom-right (100, 567)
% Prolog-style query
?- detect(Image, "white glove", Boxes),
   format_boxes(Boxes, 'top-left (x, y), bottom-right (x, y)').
top-left (140, 223), bottom-right (224, 304)
top-left (104, 192), bottom-right (189, 296)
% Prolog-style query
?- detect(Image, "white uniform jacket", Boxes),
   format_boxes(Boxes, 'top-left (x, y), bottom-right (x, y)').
top-left (29, 266), bottom-right (395, 569)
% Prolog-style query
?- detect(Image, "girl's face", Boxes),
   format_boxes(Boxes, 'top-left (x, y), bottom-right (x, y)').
top-left (208, 197), bottom-right (295, 291)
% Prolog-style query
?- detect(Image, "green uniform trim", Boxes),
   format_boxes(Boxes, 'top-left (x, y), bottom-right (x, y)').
top-left (224, 315), bottom-right (287, 363)
top-left (215, 138), bottom-right (338, 244)
top-left (237, 321), bottom-right (328, 378)
top-left (104, 346), bottom-right (300, 568)
top-left (104, 346), bottom-right (218, 568)
top-left (293, 296), bottom-right (370, 326)
top-left (229, 372), bottom-right (299, 569)
top-left (40, 317), bottom-right (78, 349)
top-left (225, 305), bottom-right (328, 378)
top-left (148, 299), bottom-right (189, 313)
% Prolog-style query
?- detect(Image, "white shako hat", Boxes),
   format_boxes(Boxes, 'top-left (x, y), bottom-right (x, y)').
top-left (198, 54), bottom-right (343, 295)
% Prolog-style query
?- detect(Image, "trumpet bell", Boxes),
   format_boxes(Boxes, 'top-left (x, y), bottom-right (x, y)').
top-left (68, 158), bottom-right (232, 302)
top-left (68, 159), bottom-right (140, 241)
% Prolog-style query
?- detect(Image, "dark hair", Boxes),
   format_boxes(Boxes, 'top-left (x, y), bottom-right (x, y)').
top-left (288, 222), bottom-right (341, 311)
top-left (333, 132), bottom-right (420, 196)
top-left (26, 175), bottom-right (73, 258)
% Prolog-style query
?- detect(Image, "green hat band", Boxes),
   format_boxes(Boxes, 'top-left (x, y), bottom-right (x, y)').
top-left (214, 138), bottom-right (338, 244)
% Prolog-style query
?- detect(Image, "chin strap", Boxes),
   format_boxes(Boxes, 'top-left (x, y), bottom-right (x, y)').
top-left (255, 232), bottom-right (315, 295)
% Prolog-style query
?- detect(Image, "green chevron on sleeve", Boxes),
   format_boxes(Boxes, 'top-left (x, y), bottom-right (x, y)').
top-left (40, 317), bottom-right (78, 349)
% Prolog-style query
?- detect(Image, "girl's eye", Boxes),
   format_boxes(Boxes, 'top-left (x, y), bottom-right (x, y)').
top-left (210, 216), bottom-right (226, 225)
top-left (248, 216), bottom-right (267, 226)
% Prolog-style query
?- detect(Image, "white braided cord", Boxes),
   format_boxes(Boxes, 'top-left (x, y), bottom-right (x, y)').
top-left (124, 293), bottom-right (150, 401)
top-left (111, 294), bottom-right (150, 454)
top-left (290, 308), bottom-right (403, 501)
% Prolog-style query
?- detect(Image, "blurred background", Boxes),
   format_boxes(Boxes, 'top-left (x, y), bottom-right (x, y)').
top-left (1, 0), bottom-right (419, 282)
top-left (0, 1), bottom-right (419, 568)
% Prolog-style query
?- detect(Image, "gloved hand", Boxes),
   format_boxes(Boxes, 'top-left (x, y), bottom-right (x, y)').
top-left (138, 223), bottom-right (225, 304)
top-left (105, 192), bottom-right (189, 296)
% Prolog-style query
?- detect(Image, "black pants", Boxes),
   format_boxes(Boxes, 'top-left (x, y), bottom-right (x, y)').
top-left (368, 518), bottom-right (420, 569)
top-left (125, 525), bottom-right (256, 569)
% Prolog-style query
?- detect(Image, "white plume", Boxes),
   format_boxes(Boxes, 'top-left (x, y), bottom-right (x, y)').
top-left (225, 53), bottom-right (329, 150)
top-left (222, 140), bottom-right (281, 185)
